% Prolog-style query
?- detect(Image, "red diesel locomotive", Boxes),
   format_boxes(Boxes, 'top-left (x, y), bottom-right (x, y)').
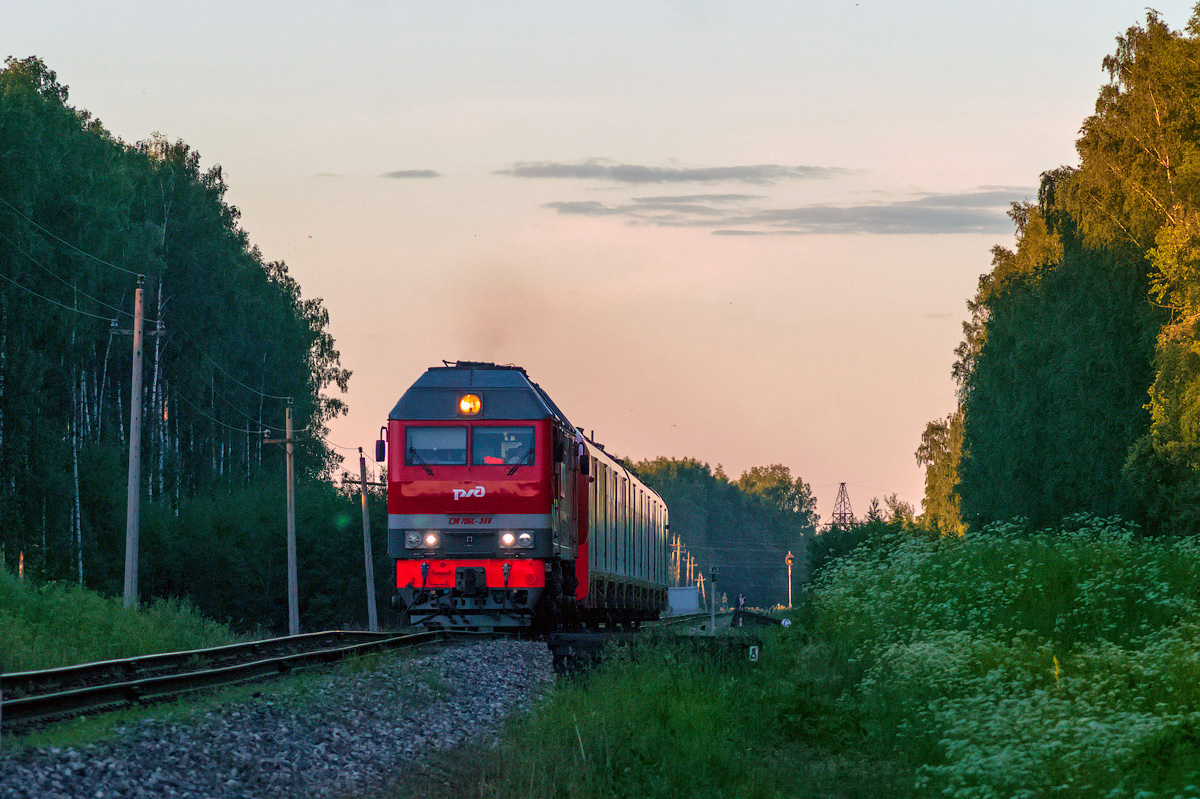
top-left (376, 361), bottom-right (668, 631)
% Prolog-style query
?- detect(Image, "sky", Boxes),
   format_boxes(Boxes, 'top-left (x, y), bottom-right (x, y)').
top-left (8, 0), bottom-right (1199, 521)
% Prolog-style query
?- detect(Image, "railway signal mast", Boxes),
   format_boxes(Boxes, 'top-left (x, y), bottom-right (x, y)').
top-left (785, 551), bottom-right (794, 608)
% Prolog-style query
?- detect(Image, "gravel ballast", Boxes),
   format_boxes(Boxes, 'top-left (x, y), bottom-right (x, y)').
top-left (0, 639), bottom-right (554, 799)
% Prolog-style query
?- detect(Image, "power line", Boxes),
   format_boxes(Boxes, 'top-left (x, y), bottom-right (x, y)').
top-left (170, 388), bottom-right (270, 436)
top-left (0, 194), bottom-right (141, 276)
top-left (3, 193), bottom-right (293, 403)
top-left (167, 323), bottom-right (294, 401)
top-left (0, 267), bottom-right (114, 321)
top-left (0, 229), bottom-right (135, 320)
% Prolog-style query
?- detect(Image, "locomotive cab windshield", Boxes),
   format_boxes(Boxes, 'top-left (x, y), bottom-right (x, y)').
top-left (473, 426), bottom-right (534, 466)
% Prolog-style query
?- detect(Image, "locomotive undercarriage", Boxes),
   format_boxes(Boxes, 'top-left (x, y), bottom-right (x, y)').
top-left (393, 557), bottom-right (667, 633)
top-left (394, 560), bottom-right (578, 633)
top-left (397, 585), bottom-right (543, 631)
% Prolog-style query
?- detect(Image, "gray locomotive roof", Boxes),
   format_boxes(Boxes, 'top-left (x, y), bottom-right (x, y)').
top-left (389, 362), bottom-right (575, 425)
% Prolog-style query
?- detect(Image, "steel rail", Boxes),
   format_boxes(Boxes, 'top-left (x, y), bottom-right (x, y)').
top-left (2, 630), bottom-right (400, 701)
top-left (1, 630), bottom-right (446, 732)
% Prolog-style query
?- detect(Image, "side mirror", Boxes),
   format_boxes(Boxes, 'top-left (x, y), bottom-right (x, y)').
top-left (375, 439), bottom-right (386, 463)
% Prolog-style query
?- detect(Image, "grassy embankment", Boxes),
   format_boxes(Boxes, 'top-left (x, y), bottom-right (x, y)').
top-left (448, 516), bottom-right (1200, 798)
top-left (0, 567), bottom-right (239, 673)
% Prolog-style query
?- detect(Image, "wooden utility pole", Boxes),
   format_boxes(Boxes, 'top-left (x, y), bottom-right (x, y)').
top-left (359, 448), bottom-right (378, 632)
top-left (265, 405), bottom-right (300, 635)
top-left (123, 276), bottom-right (144, 608)
top-left (285, 402), bottom-right (298, 635)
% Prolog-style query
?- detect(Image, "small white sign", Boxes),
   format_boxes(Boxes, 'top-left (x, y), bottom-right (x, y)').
top-left (780, 619), bottom-right (792, 628)
top-left (748, 645), bottom-right (759, 662)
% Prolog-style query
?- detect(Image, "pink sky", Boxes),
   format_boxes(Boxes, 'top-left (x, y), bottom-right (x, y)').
top-left (10, 0), bottom-right (1196, 518)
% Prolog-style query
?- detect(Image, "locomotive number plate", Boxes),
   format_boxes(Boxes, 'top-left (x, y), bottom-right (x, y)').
top-left (447, 516), bottom-right (493, 525)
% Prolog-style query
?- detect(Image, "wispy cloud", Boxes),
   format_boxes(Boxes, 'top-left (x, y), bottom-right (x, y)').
top-left (381, 169), bottom-right (441, 179)
top-left (498, 159), bottom-right (849, 185)
top-left (544, 187), bottom-right (1031, 235)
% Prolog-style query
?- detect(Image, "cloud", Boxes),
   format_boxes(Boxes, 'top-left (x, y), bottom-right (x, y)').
top-left (543, 187), bottom-right (1032, 235)
top-left (381, 169), bottom-right (441, 179)
top-left (498, 159), bottom-right (849, 185)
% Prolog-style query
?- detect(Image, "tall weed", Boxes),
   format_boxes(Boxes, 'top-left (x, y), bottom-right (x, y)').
top-left (0, 567), bottom-right (238, 672)
top-left (811, 516), bottom-right (1200, 797)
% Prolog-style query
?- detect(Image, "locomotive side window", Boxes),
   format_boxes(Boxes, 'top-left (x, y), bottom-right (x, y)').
top-left (472, 426), bottom-right (535, 465)
top-left (405, 426), bottom-right (467, 465)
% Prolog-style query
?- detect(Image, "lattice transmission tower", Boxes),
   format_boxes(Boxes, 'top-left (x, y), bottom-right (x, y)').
top-left (829, 482), bottom-right (855, 529)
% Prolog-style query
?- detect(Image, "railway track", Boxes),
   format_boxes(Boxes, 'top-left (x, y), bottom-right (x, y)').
top-left (0, 629), bottom-right (451, 734)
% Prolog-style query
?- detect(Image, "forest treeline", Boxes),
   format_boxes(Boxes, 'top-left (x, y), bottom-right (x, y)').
top-left (631, 458), bottom-right (819, 607)
top-left (918, 7), bottom-right (1200, 536)
top-left (0, 56), bottom-right (369, 630)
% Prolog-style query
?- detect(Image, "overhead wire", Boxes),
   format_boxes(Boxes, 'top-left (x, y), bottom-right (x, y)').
top-left (0, 194), bottom-right (141, 276)
top-left (0, 217), bottom-right (323, 466)
top-left (2, 190), bottom-right (293, 403)
top-left (0, 229), bottom-right (136, 320)
top-left (4, 196), bottom-right (404, 470)
top-left (0, 266), bottom-right (115, 321)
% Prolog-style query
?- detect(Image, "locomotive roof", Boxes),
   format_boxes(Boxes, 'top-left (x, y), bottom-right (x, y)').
top-left (389, 361), bottom-right (576, 426)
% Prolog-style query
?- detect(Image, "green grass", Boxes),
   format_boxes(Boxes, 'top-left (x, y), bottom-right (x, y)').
top-left (413, 515), bottom-right (1200, 799)
top-left (0, 567), bottom-right (240, 672)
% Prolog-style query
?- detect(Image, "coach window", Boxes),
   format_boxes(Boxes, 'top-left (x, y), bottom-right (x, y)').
top-left (405, 426), bottom-right (467, 465)
top-left (472, 426), bottom-right (535, 465)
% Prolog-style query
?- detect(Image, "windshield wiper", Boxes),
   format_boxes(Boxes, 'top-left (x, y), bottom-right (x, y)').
top-left (409, 447), bottom-right (434, 476)
top-left (507, 447), bottom-right (535, 476)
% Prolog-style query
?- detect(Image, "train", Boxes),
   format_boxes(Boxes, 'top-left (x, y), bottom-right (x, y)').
top-left (375, 361), bottom-right (669, 631)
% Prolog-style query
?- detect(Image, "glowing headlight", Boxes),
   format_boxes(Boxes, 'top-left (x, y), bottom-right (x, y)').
top-left (405, 531), bottom-right (422, 549)
top-left (423, 532), bottom-right (440, 548)
top-left (457, 393), bottom-right (482, 415)
top-left (516, 532), bottom-right (534, 548)
top-left (500, 532), bottom-right (516, 547)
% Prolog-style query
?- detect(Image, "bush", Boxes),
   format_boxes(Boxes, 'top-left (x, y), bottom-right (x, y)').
top-left (0, 567), bottom-right (238, 672)
top-left (810, 516), bottom-right (1200, 797)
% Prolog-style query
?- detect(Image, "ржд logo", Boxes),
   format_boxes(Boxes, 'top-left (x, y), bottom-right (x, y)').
top-left (452, 485), bottom-right (486, 500)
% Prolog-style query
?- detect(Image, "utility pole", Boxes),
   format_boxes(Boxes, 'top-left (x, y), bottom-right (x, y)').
top-left (359, 448), bottom-right (378, 632)
top-left (267, 402), bottom-right (299, 634)
top-left (123, 276), bottom-right (144, 608)
top-left (285, 401), bottom-right (298, 635)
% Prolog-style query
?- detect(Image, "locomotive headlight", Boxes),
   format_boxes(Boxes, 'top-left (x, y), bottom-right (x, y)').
top-left (500, 531), bottom-right (517, 547)
top-left (405, 531), bottom-right (422, 549)
top-left (516, 531), bottom-right (534, 548)
top-left (457, 393), bottom-right (482, 416)
top-left (423, 532), bottom-right (440, 548)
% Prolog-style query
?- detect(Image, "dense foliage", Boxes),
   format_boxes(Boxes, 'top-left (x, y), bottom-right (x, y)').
top-left (0, 56), bottom-right (373, 631)
top-left (919, 7), bottom-right (1200, 534)
top-left (631, 457), bottom-right (818, 607)
top-left (814, 516), bottom-right (1200, 796)
top-left (0, 565), bottom-right (238, 671)
top-left (463, 518), bottom-right (1200, 799)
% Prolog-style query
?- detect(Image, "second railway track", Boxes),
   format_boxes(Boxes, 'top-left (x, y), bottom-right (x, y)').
top-left (0, 629), bottom-right (452, 733)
